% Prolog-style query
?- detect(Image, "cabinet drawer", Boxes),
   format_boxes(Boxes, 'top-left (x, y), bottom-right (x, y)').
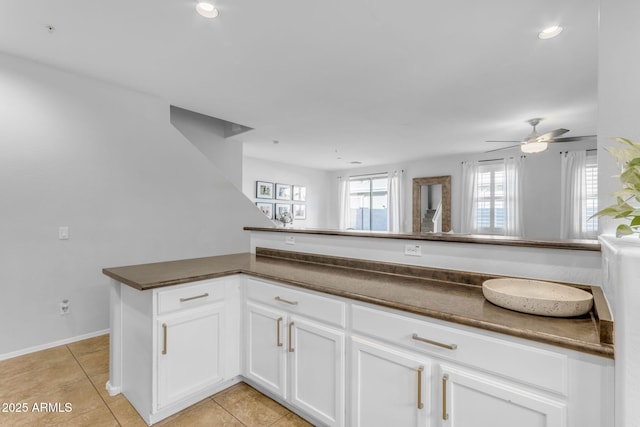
top-left (352, 304), bottom-right (568, 395)
top-left (246, 279), bottom-right (346, 328)
top-left (157, 279), bottom-right (226, 315)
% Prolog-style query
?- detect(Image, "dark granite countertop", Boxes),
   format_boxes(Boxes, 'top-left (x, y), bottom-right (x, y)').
top-left (244, 226), bottom-right (601, 251)
top-left (103, 249), bottom-right (613, 359)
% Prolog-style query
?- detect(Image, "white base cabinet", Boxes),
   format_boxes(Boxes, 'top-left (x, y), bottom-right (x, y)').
top-left (245, 279), bottom-right (346, 427)
top-left (156, 303), bottom-right (225, 408)
top-left (110, 274), bottom-right (613, 427)
top-left (111, 277), bottom-right (241, 425)
top-left (439, 365), bottom-right (566, 427)
top-left (351, 337), bottom-right (430, 427)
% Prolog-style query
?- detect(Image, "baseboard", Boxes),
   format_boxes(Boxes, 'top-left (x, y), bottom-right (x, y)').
top-left (105, 380), bottom-right (121, 397)
top-left (0, 329), bottom-right (110, 362)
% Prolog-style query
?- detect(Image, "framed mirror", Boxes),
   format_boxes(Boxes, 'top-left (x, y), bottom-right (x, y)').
top-left (412, 176), bottom-right (451, 233)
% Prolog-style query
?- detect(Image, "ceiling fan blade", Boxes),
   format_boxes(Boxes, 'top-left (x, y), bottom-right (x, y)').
top-left (484, 140), bottom-right (520, 143)
top-left (550, 135), bottom-right (597, 143)
top-left (484, 144), bottom-right (521, 153)
top-left (532, 128), bottom-right (570, 142)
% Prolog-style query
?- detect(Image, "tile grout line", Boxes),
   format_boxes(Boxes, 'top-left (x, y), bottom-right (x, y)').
top-left (65, 344), bottom-right (122, 427)
top-left (208, 396), bottom-right (249, 426)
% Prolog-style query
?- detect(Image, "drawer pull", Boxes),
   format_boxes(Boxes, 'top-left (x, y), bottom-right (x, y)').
top-left (179, 293), bottom-right (209, 303)
top-left (412, 333), bottom-right (457, 350)
top-left (276, 317), bottom-right (283, 347)
top-left (275, 296), bottom-right (299, 306)
top-left (417, 366), bottom-right (424, 410)
top-left (442, 374), bottom-right (449, 420)
top-left (162, 323), bottom-right (168, 355)
top-left (288, 322), bottom-right (295, 352)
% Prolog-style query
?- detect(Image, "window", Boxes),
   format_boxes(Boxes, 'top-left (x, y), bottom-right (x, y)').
top-left (584, 152), bottom-right (598, 236)
top-left (348, 174), bottom-right (388, 231)
top-left (475, 163), bottom-right (505, 234)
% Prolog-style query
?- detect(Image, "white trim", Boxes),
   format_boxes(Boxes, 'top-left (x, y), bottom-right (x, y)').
top-left (0, 328), bottom-right (110, 362)
top-left (105, 381), bottom-right (121, 396)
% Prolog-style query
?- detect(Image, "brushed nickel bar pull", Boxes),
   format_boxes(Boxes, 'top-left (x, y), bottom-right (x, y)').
top-left (162, 323), bottom-right (168, 355)
top-left (412, 333), bottom-right (458, 350)
top-left (276, 317), bottom-right (283, 347)
top-left (417, 366), bottom-right (424, 410)
top-left (275, 296), bottom-right (298, 306)
top-left (442, 374), bottom-right (449, 421)
top-left (179, 293), bottom-right (209, 303)
top-left (288, 322), bottom-right (295, 352)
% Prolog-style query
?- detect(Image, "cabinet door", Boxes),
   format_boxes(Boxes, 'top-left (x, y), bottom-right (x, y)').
top-left (245, 301), bottom-right (287, 398)
top-left (289, 316), bottom-right (345, 427)
top-left (157, 303), bottom-right (224, 409)
top-left (440, 365), bottom-right (566, 427)
top-left (351, 337), bottom-right (430, 427)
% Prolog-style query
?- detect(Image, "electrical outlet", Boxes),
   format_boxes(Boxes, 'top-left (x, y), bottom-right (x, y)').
top-left (404, 244), bottom-right (422, 256)
top-left (285, 236), bottom-right (295, 245)
top-left (59, 299), bottom-right (70, 316)
top-left (58, 226), bottom-right (69, 240)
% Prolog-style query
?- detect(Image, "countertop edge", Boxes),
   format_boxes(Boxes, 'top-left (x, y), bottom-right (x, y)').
top-left (244, 226), bottom-right (602, 252)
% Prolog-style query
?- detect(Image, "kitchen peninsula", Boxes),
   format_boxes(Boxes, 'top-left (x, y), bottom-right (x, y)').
top-left (104, 243), bottom-right (613, 426)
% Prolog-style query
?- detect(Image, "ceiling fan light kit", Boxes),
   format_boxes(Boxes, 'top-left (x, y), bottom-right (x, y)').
top-left (196, 2), bottom-right (219, 18)
top-left (538, 25), bottom-right (563, 39)
top-left (521, 140), bottom-right (549, 154)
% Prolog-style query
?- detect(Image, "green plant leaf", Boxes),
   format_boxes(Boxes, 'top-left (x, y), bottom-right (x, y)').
top-left (631, 216), bottom-right (640, 227)
top-left (616, 224), bottom-right (634, 237)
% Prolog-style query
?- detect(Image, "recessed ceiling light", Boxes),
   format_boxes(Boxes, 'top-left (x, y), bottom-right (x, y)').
top-left (196, 2), bottom-right (219, 18)
top-left (349, 161), bottom-right (363, 165)
top-left (538, 25), bottom-right (563, 39)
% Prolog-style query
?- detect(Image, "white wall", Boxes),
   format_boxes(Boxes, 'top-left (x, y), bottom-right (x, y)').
top-left (328, 139), bottom-right (596, 239)
top-left (598, 1), bottom-right (640, 426)
top-left (242, 156), bottom-right (332, 228)
top-left (170, 106), bottom-right (244, 190)
top-left (0, 52), bottom-right (270, 357)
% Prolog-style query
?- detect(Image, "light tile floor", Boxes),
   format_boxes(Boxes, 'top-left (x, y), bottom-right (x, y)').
top-left (0, 335), bottom-right (313, 426)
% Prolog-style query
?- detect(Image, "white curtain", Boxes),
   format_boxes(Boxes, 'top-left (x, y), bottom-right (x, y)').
top-left (504, 157), bottom-right (524, 236)
top-left (460, 161), bottom-right (478, 234)
top-left (388, 170), bottom-right (403, 233)
top-left (338, 177), bottom-right (350, 230)
top-left (560, 151), bottom-right (587, 239)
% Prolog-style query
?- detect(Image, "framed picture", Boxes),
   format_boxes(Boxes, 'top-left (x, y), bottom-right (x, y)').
top-left (293, 185), bottom-right (307, 201)
top-left (275, 203), bottom-right (292, 218)
top-left (293, 203), bottom-right (306, 220)
top-left (256, 202), bottom-right (273, 219)
top-left (256, 181), bottom-right (274, 199)
top-left (276, 183), bottom-right (292, 200)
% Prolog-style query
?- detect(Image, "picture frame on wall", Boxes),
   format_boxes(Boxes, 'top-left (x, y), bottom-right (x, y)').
top-left (256, 181), bottom-right (274, 199)
top-left (293, 203), bottom-right (306, 220)
top-left (292, 185), bottom-right (306, 202)
top-left (275, 203), bottom-right (292, 218)
top-left (276, 183), bottom-right (292, 200)
top-left (256, 202), bottom-right (273, 219)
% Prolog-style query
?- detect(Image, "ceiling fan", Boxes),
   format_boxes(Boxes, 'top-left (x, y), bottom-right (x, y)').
top-left (485, 118), bottom-right (596, 154)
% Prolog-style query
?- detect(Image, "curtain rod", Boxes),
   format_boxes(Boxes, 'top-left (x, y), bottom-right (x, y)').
top-left (461, 155), bottom-right (526, 164)
top-left (559, 148), bottom-right (598, 154)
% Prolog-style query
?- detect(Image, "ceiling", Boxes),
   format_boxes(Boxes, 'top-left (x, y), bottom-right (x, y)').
top-left (0, 0), bottom-right (598, 171)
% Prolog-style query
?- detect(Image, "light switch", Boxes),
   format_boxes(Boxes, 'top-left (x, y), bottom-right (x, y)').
top-left (58, 226), bottom-right (69, 240)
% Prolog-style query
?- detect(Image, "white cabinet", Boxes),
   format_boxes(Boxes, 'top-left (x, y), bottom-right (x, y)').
top-left (156, 303), bottom-right (225, 408)
top-left (351, 337), bottom-right (430, 427)
top-left (111, 273), bottom-right (612, 427)
top-left (289, 315), bottom-right (345, 427)
top-left (244, 279), bottom-right (346, 427)
top-left (439, 365), bottom-right (566, 427)
top-left (114, 277), bottom-right (241, 425)
top-left (245, 301), bottom-right (287, 397)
